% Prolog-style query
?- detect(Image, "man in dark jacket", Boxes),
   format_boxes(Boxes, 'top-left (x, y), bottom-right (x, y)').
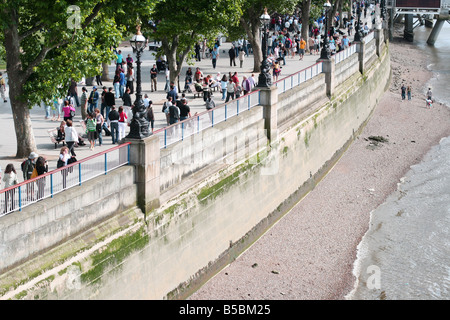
top-left (169, 102), bottom-right (180, 125)
top-left (229, 46), bottom-right (237, 67)
top-left (122, 87), bottom-right (132, 107)
top-left (108, 105), bottom-right (120, 144)
top-left (104, 87), bottom-right (115, 119)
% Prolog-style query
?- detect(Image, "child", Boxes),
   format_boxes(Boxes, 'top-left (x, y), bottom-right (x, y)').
top-left (85, 112), bottom-right (97, 150)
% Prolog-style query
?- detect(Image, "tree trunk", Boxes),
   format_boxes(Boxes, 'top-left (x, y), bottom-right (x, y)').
top-left (3, 7), bottom-right (37, 158)
top-left (301, 0), bottom-right (311, 42)
top-left (101, 62), bottom-right (110, 81)
top-left (241, 15), bottom-right (262, 73)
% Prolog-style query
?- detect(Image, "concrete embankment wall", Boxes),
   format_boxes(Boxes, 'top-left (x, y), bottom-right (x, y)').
top-left (0, 166), bottom-right (137, 272)
top-left (0, 31), bottom-right (391, 300)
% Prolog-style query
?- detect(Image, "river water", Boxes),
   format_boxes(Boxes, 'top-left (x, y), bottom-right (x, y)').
top-left (347, 22), bottom-right (450, 300)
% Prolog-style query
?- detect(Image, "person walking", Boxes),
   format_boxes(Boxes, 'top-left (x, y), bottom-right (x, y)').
top-left (211, 46), bottom-right (219, 69)
top-left (119, 68), bottom-right (126, 98)
top-left (88, 86), bottom-right (99, 113)
top-left (2, 163), bottom-right (18, 212)
top-left (146, 101), bottom-right (155, 134)
top-left (80, 87), bottom-right (88, 120)
top-left (407, 85), bottom-right (412, 101)
top-left (229, 45), bottom-right (237, 67)
top-left (68, 79), bottom-right (80, 107)
top-left (113, 70), bottom-right (121, 99)
top-left (108, 105), bottom-right (120, 144)
top-left (104, 87), bottom-right (115, 121)
top-left (238, 48), bottom-right (245, 68)
top-left (401, 84), bottom-right (406, 101)
top-left (118, 106), bottom-right (128, 141)
top-left (427, 87), bottom-right (432, 100)
top-left (126, 65), bottom-right (134, 94)
top-left (150, 64), bottom-right (158, 92)
top-left (0, 72), bottom-right (7, 103)
top-left (94, 108), bottom-right (105, 147)
top-left (85, 112), bottom-right (97, 150)
top-left (220, 75), bottom-right (228, 101)
top-left (64, 119), bottom-right (78, 157)
top-left (62, 99), bottom-right (76, 122)
top-left (225, 78), bottom-right (236, 103)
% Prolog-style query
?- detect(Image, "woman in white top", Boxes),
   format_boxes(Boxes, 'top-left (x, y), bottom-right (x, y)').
top-left (2, 163), bottom-right (18, 212)
top-left (64, 119), bottom-right (78, 156)
top-left (225, 79), bottom-right (236, 103)
top-left (3, 163), bottom-right (18, 189)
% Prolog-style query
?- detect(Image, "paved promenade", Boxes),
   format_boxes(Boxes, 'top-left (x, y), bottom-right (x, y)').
top-left (0, 6), bottom-right (376, 184)
top-left (0, 41), bottom-right (321, 182)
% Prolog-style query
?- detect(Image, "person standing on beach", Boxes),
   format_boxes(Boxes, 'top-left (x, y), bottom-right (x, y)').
top-left (401, 84), bottom-right (406, 101)
top-left (407, 85), bottom-right (412, 101)
top-left (427, 87), bottom-right (432, 100)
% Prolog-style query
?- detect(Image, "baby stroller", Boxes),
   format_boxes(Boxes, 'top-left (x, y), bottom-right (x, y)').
top-left (156, 59), bottom-right (167, 73)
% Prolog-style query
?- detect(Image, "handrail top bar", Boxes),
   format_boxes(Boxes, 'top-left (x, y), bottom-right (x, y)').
top-left (153, 89), bottom-right (261, 134)
top-left (0, 142), bottom-right (131, 194)
top-left (274, 61), bottom-right (323, 84)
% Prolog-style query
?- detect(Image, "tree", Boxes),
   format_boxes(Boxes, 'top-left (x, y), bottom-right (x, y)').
top-left (0, 0), bottom-right (153, 158)
top-left (237, 0), bottom-right (297, 73)
top-left (150, 0), bottom-right (243, 85)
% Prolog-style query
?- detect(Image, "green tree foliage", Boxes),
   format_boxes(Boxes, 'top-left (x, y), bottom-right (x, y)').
top-left (150, 0), bottom-right (243, 84)
top-left (234, 0), bottom-right (298, 72)
top-left (0, 0), bottom-right (154, 157)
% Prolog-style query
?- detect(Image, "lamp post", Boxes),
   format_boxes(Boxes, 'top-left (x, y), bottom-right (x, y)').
top-left (320, 1), bottom-right (332, 60)
top-left (126, 25), bottom-right (150, 139)
top-left (354, 2), bottom-right (363, 42)
top-left (257, 8), bottom-right (272, 88)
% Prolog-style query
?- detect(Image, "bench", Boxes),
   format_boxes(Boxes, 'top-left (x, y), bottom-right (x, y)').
top-left (48, 128), bottom-right (65, 149)
top-left (189, 83), bottom-right (202, 99)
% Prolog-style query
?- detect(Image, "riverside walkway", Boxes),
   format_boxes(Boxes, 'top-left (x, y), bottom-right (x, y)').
top-left (0, 10), bottom-right (375, 184)
top-left (0, 43), bottom-right (320, 182)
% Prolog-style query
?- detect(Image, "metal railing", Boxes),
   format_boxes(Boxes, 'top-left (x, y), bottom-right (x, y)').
top-left (364, 30), bottom-right (375, 44)
top-left (0, 143), bottom-right (131, 217)
top-left (274, 62), bottom-right (323, 95)
top-left (334, 44), bottom-right (357, 64)
top-left (154, 90), bottom-right (261, 149)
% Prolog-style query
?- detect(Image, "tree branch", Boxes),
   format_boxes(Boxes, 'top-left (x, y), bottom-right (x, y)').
top-left (19, 22), bottom-right (46, 42)
top-left (21, 1), bottom-right (106, 83)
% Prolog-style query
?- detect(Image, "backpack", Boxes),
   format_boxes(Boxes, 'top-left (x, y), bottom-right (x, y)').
top-left (21, 159), bottom-right (28, 172)
top-left (285, 39), bottom-right (291, 48)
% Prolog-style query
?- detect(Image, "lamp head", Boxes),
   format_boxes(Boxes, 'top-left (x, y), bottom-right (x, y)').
top-left (130, 25), bottom-right (147, 52)
top-left (260, 8), bottom-right (270, 27)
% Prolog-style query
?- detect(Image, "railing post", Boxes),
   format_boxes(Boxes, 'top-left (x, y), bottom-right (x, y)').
top-left (225, 104), bottom-right (227, 120)
top-left (164, 129), bottom-right (167, 149)
top-left (197, 115), bottom-right (200, 133)
top-left (181, 122), bottom-right (184, 140)
top-left (78, 163), bottom-right (82, 186)
top-left (104, 153), bottom-right (107, 175)
top-left (237, 100), bottom-right (239, 115)
top-left (50, 174), bottom-right (53, 198)
top-left (18, 185), bottom-right (22, 212)
top-left (211, 110), bottom-right (214, 127)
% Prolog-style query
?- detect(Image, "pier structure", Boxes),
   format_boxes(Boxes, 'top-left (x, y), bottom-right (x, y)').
top-left (386, 0), bottom-right (449, 44)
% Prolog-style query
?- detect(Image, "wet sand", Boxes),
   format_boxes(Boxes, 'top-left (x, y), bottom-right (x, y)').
top-left (189, 35), bottom-right (450, 300)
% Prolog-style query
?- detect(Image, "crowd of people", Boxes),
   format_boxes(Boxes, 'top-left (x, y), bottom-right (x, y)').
top-left (9, 3), bottom-right (378, 190)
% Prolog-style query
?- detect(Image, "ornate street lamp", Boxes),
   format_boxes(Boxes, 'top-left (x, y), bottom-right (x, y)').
top-left (257, 8), bottom-right (272, 88)
top-left (354, 2), bottom-right (363, 42)
top-left (320, 1), bottom-right (332, 60)
top-left (126, 25), bottom-right (150, 139)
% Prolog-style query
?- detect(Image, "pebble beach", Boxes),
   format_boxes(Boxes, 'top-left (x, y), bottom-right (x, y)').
top-left (189, 32), bottom-right (450, 300)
